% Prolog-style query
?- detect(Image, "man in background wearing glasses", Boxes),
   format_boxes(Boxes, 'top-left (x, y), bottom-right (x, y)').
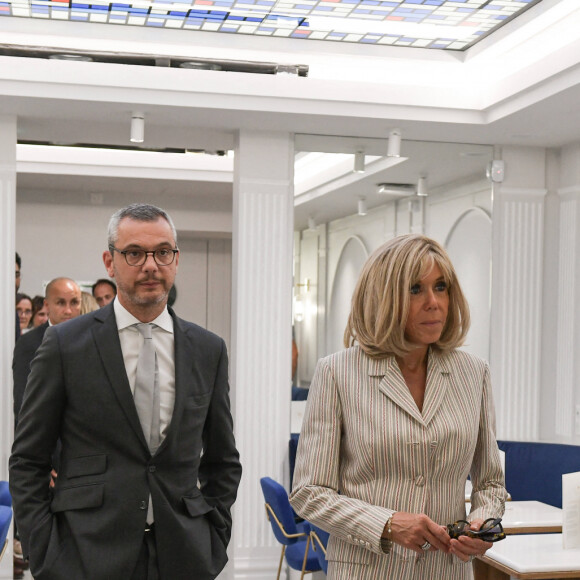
top-left (10, 203), bottom-right (242, 580)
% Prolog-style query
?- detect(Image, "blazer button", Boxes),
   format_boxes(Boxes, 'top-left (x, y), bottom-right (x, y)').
top-left (148, 465), bottom-right (156, 473)
top-left (415, 475), bottom-right (425, 486)
top-left (139, 501), bottom-right (147, 510)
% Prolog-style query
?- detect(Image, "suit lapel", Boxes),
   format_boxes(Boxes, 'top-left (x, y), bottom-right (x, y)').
top-left (371, 349), bottom-right (450, 426)
top-left (372, 357), bottom-right (425, 425)
top-left (92, 305), bottom-right (148, 449)
top-left (156, 310), bottom-right (194, 452)
top-left (421, 350), bottom-right (450, 425)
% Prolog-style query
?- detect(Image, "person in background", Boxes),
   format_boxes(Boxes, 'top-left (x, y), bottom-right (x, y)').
top-left (15, 293), bottom-right (33, 335)
top-left (10, 203), bottom-right (241, 580)
top-left (12, 277), bottom-right (81, 579)
top-left (15, 252), bottom-right (21, 293)
top-left (13, 278), bottom-right (82, 425)
top-left (30, 295), bottom-right (49, 328)
top-left (92, 277), bottom-right (117, 308)
top-left (290, 234), bottom-right (506, 580)
top-left (81, 291), bottom-right (100, 314)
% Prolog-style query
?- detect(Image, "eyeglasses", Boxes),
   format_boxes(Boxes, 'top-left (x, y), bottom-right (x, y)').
top-left (109, 246), bottom-right (179, 267)
top-left (446, 518), bottom-right (506, 543)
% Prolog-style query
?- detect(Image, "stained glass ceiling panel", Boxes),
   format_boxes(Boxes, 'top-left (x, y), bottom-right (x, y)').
top-left (0, 0), bottom-right (544, 50)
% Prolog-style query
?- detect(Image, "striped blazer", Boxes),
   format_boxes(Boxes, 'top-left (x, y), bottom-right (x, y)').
top-left (289, 346), bottom-right (506, 580)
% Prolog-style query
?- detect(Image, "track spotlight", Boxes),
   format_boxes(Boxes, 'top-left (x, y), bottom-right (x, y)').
top-left (353, 151), bottom-right (365, 173)
top-left (387, 128), bottom-right (402, 158)
top-left (130, 111), bottom-right (145, 143)
top-left (358, 197), bottom-right (368, 216)
top-left (417, 176), bottom-right (428, 197)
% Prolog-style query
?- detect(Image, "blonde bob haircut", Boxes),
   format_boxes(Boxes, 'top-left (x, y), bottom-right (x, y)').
top-left (344, 234), bottom-right (470, 359)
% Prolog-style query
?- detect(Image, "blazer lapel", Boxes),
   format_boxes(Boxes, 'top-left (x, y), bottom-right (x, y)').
top-left (372, 357), bottom-right (425, 425)
top-left (92, 305), bottom-right (148, 449)
top-left (421, 350), bottom-right (450, 425)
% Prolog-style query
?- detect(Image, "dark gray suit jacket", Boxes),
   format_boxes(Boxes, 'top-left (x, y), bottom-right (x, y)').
top-left (13, 321), bottom-right (49, 426)
top-left (9, 304), bottom-right (242, 580)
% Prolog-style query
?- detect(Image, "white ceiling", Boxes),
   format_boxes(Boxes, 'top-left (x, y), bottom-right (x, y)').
top-left (2, 0), bottom-right (580, 230)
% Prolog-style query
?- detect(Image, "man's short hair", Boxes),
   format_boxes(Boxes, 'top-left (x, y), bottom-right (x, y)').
top-left (107, 203), bottom-right (178, 248)
top-left (92, 278), bottom-right (117, 296)
top-left (15, 252), bottom-right (21, 268)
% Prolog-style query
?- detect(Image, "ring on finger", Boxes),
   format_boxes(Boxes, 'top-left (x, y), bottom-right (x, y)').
top-left (420, 541), bottom-right (431, 551)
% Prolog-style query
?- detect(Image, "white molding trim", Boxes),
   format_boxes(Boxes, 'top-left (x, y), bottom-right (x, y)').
top-left (444, 206), bottom-right (492, 247)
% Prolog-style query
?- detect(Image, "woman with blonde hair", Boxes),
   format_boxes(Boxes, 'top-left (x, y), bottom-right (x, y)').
top-left (80, 291), bottom-right (100, 315)
top-left (290, 234), bottom-right (506, 580)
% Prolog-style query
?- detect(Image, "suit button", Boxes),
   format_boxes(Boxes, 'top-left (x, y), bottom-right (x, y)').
top-left (139, 501), bottom-right (147, 510)
top-left (415, 475), bottom-right (425, 486)
top-left (148, 465), bottom-right (156, 473)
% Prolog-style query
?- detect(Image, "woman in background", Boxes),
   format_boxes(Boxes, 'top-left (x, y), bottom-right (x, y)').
top-left (290, 234), bottom-right (506, 580)
top-left (15, 293), bottom-right (33, 334)
top-left (29, 295), bottom-right (48, 328)
top-left (80, 291), bottom-right (100, 315)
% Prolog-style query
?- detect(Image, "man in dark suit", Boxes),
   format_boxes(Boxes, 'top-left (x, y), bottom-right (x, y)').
top-left (12, 277), bottom-right (82, 425)
top-left (10, 203), bottom-right (242, 580)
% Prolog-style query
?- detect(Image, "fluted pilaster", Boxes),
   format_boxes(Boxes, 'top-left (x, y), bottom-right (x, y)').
top-left (0, 116), bottom-right (17, 579)
top-left (231, 131), bottom-right (294, 578)
top-left (491, 186), bottom-right (546, 440)
top-left (555, 187), bottom-right (580, 437)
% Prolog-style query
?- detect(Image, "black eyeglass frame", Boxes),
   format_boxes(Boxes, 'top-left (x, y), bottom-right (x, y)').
top-left (446, 518), bottom-right (506, 543)
top-left (109, 245), bottom-right (179, 267)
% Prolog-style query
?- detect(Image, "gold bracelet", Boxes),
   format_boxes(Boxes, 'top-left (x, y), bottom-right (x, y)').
top-left (380, 515), bottom-right (394, 553)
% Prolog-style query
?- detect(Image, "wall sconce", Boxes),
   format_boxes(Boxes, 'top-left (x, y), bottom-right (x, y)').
top-left (358, 197), bottom-right (367, 216)
top-left (417, 176), bottom-right (428, 197)
top-left (387, 128), bottom-right (402, 158)
top-left (130, 111), bottom-right (145, 143)
top-left (296, 278), bottom-right (311, 293)
top-left (307, 216), bottom-right (317, 232)
top-left (293, 295), bottom-right (305, 323)
top-left (353, 151), bottom-right (365, 173)
top-left (293, 278), bottom-right (311, 323)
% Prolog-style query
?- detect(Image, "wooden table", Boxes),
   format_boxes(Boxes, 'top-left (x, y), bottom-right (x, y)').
top-left (474, 534), bottom-right (580, 579)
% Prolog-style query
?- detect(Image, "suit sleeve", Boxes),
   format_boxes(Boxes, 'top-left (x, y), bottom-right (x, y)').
top-left (9, 327), bottom-right (65, 559)
top-left (289, 358), bottom-right (393, 555)
top-left (198, 339), bottom-right (242, 543)
top-left (468, 363), bottom-right (507, 521)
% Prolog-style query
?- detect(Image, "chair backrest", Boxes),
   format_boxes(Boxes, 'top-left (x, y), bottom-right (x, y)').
top-left (0, 506), bottom-right (12, 562)
top-left (260, 477), bottom-right (301, 546)
top-left (309, 523), bottom-right (330, 574)
top-left (497, 440), bottom-right (580, 508)
top-left (0, 482), bottom-right (11, 507)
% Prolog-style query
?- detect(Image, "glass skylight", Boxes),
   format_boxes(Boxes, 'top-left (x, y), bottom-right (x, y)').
top-left (0, 0), bottom-right (544, 50)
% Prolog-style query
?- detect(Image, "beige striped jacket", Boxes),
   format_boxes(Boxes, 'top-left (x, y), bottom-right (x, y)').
top-left (289, 346), bottom-right (507, 580)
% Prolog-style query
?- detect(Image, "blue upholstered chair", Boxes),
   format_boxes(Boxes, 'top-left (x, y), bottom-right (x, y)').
top-left (497, 440), bottom-right (580, 508)
top-left (260, 477), bottom-right (321, 580)
top-left (309, 523), bottom-right (329, 574)
top-left (0, 481), bottom-right (11, 507)
top-left (0, 505), bottom-right (12, 562)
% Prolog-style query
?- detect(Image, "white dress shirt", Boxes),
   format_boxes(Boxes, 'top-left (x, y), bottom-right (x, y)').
top-left (114, 298), bottom-right (175, 442)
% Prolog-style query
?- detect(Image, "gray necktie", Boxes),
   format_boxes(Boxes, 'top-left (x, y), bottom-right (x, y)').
top-left (134, 323), bottom-right (160, 455)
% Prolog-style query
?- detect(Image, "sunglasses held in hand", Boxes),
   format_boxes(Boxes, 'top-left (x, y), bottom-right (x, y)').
top-left (446, 518), bottom-right (506, 542)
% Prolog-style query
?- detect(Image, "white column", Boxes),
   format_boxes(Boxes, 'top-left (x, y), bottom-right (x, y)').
top-left (0, 116), bottom-right (17, 579)
top-left (550, 143), bottom-right (580, 442)
top-left (490, 146), bottom-right (547, 441)
top-left (230, 131), bottom-right (294, 579)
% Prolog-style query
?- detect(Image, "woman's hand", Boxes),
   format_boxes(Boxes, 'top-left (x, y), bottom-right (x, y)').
top-left (387, 512), bottom-right (451, 554)
top-left (449, 519), bottom-right (493, 562)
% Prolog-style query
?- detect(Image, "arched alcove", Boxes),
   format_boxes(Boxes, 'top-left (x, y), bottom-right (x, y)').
top-left (445, 207), bottom-right (492, 361)
top-left (327, 236), bottom-right (368, 356)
